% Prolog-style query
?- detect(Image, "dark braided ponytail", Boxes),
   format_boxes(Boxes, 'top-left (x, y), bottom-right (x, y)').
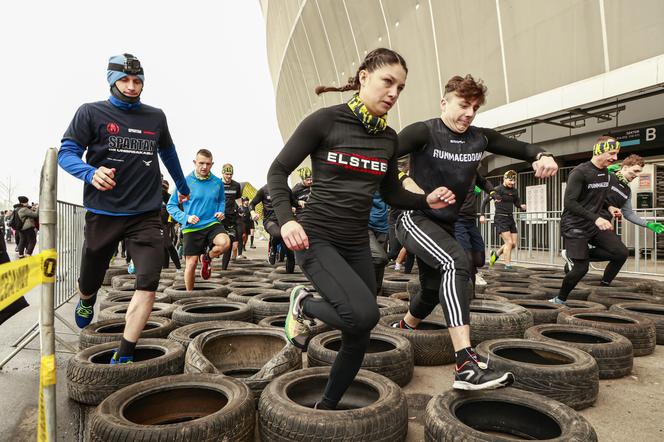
top-left (315, 48), bottom-right (408, 95)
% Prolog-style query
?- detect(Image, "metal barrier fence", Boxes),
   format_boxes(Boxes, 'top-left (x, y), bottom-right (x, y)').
top-left (55, 201), bottom-right (85, 308)
top-left (1, 202), bottom-right (84, 369)
top-left (480, 208), bottom-right (664, 276)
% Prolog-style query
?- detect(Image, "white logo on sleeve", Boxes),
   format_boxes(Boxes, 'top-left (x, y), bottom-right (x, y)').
top-left (143, 160), bottom-right (153, 167)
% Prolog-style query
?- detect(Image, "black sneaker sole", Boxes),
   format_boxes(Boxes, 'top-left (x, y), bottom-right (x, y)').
top-left (452, 372), bottom-right (514, 391)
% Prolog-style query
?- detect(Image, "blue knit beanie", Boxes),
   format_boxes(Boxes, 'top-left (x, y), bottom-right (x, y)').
top-left (107, 54), bottom-right (145, 86)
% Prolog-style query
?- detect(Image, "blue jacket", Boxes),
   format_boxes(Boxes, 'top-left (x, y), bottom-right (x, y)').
top-left (369, 192), bottom-right (389, 233)
top-left (167, 172), bottom-right (225, 232)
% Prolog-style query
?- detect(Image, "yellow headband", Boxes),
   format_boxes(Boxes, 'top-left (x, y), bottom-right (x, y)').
top-left (504, 170), bottom-right (517, 180)
top-left (593, 139), bottom-right (620, 156)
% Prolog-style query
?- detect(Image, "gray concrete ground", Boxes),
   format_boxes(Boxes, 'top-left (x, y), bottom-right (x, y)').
top-left (1, 238), bottom-right (663, 441)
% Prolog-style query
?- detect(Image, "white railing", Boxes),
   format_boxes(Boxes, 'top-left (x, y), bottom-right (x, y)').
top-left (479, 208), bottom-right (664, 276)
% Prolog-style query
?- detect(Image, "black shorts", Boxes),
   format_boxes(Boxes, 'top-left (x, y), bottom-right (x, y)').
top-left (564, 230), bottom-right (624, 261)
top-left (222, 215), bottom-right (238, 241)
top-left (494, 215), bottom-right (517, 234)
top-left (183, 223), bottom-right (227, 256)
top-left (79, 211), bottom-right (163, 294)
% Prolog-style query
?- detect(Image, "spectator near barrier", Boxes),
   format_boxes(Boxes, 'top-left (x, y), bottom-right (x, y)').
top-left (57, 53), bottom-right (190, 364)
top-left (15, 196), bottom-right (39, 258)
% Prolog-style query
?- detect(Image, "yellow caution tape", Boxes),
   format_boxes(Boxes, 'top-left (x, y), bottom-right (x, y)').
top-left (0, 249), bottom-right (57, 312)
top-left (38, 354), bottom-right (56, 442)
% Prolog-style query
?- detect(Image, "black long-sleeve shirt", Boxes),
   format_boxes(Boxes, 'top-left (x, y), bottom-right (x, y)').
top-left (561, 161), bottom-right (610, 238)
top-left (458, 173), bottom-right (495, 220)
top-left (267, 104), bottom-right (429, 244)
top-left (480, 184), bottom-right (522, 217)
top-left (249, 184), bottom-right (296, 223)
top-left (398, 119), bottom-right (543, 225)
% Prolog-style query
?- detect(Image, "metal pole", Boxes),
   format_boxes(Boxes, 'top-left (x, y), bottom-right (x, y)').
top-left (39, 148), bottom-right (57, 442)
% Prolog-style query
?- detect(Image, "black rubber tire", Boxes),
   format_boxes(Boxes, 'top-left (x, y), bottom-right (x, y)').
top-left (610, 302), bottom-right (664, 345)
top-left (587, 291), bottom-right (664, 307)
top-left (484, 286), bottom-right (549, 300)
top-left (227, 281), bottom-right (274, 292)
top-left (171, 300), bottom-right (253, 326)
top-left (163, 283), bottom-right (229, 302)
top-left (474, 293), bottom-right (509, 302)
top-left (253, 269), bottom-right (272, 279)
top-left (485, 275), bottom-right (532, 288)
top-left (389, 291), bottom-right (410, 302)
top-left (375, 297), bottom-right (409, 317)
top-left (227, 288), bottom-right (286, 304)
top-left (171, 277), bottom-right (229, 286)
top-left (424, 387), bottom-right (597, 441)
top-left (100, 292), bottom-right (170, 310)
top-left (184, 327), bottom-right (301, 400)
top-left (557, 310), bottom-right (656, 356)
top-left (102, 267), bottom-right (128, 286)
top-left (469, 300), bottom-right (534, 346)
top-left (79, 317), bottom-right (176, 350)
top-left (111, 274), bottom-right (136, 289)
top-left (247, 292), bottom-right (292, 322)
top-left (564, 300), bottom-right (607, 315)
top-left (524, 324), bottom-right (633, 379)
top-left (376, 314), bottom-right (454, 366)
top-left (66, 339), bottom-right (185, 405)
top-left (167, 320), bottom-right (257, 349)
top-left (583, 280), bottom-right (633, 295)
top-left (226, 276), bottom-right (272, 283)
top-left (257, 314), bottom-right (332, 336)
top-left (209, 267), bottom-right (254, 277)
top-left (268, 266), bottom-right (304, 278)
top-left (529, 282), bottom-right (591, 301)
top-left (98, 302), bottom-right (176, 321)
top-left (272, 275), bottom-right (312, 290)
top-left (89, 373), bottom-right (255, 442)
top-left (475, 338), bottom-right (599, 410)
top-left (531, 273), bottom-right (602, 284)
top-left (307, 330), bottom-right (414, 387)
top-left (382, 275), bottom-right (415, 296)
top-left (508, 299), bottom-right (568, 325)
top-left (172, 296), bottom-right (229, 306)
top-left (258, 367), bottom-right (408, 442)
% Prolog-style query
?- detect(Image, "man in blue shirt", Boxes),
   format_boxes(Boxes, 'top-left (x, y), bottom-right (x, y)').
top-left (167, 149), bottom-right (230, 289)
top-left (58, 54), bottom-right (190, 364)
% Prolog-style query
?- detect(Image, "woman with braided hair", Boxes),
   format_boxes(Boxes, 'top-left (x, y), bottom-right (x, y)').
top-left (268, 48), bottom-right (455, 410)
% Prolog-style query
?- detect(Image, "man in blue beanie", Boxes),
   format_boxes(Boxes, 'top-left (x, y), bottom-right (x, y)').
top-left (58, 53), bottom-right (190, 364)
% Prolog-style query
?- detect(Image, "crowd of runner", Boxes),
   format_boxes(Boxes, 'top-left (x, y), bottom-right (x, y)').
top-left (54, 51), bottom-right (664, 408)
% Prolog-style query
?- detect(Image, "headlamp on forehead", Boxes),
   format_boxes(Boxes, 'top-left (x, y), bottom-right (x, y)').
top-left (593, 139), bottom-right (620, 156)
top-left (108, 53), bottom-right (144, 76)
top-left (503, 170), bottom-right (517, 180)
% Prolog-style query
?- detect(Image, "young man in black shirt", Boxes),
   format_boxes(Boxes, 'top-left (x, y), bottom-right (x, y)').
top-left (395, 74), bottom-right (557, 389)
top-left (550, 137), bottom-right (622, 304)
top-left (58, 54), bottom-right (190, 364)
top-left (220, 164), bottom-right (243, 268)
top-left (482, 170), bottom-right (526, 269)
top-left (250, 184), bottom-right (297, 271)
top-left (292, 166), bottom-right (313, 220)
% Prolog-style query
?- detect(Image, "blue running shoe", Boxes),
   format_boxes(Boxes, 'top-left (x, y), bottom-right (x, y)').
top-left (128, 260), bottom-right (136, 274)
top-left (74, 300), bottom-right (94, 328)
top-left (109, 350), bottom-right (134, 365)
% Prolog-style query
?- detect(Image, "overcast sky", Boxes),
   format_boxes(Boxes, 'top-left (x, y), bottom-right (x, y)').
top-left (0, 0), bottom-right (282, 208)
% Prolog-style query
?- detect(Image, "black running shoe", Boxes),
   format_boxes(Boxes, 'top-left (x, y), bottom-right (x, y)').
top-left (453, 358), bottom-right (514, 390)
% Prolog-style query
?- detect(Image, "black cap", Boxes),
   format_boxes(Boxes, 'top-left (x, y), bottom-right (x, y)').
top-left (18, 196), bottom-right (28, 204)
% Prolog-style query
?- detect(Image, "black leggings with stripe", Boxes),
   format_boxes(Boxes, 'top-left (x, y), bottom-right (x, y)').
top-left (297, 236), bottom-right (379, 409)
top-left (396, 210), bottom-right (472, 327)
